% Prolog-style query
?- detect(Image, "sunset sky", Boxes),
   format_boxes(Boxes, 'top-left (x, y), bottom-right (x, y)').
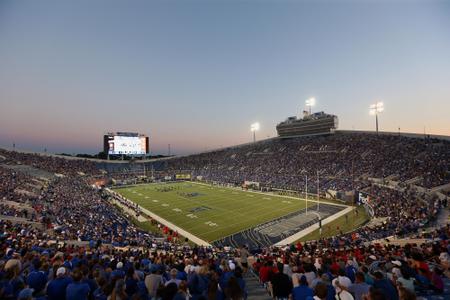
top-left (1, 0), bottom-right (449, 155)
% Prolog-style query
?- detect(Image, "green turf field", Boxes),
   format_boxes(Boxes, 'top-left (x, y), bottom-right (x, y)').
top-left (297, 205), bottom-right (369, 242)
top-left (114, 181), bottom-right (316, 242)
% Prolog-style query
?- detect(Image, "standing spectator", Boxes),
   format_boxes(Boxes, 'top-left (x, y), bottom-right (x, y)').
top-left (26, 260), bottom-right (47, 297)
top-left (66, 269), bottom-right (90, 300)
top-left (270, 263), bottom-right (293, 300)
top-left (110, 279), bottom-right (127, 300)
top-left (292, 275), bottom-right (313, 300)
top-left (373, 272), bottom-right (398, 300)
top-left (47, 267), bottom-right (72, 300)
top-left (165, 269), bottom-right (181, 287)
top-left (313, 283), bottom-right (330, 300)
top-left (239, 245), bottom-right (250, 272)
top-left (125, 266), bottom-right (139, 297)
top-left (145, 266), bottom-right (163, 299)
top-left (348, 272), bottom-right (370, 300)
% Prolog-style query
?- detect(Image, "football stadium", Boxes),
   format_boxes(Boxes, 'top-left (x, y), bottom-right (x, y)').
top-left (2, 2), bottom-right (450, 300)
top-left (1, 128), bottom-right (449, 300)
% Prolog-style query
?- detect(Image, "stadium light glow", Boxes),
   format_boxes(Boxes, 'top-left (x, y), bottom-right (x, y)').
top-left (369, 102), bottom-right (384, 134)
top-left (250, 122), bottom-right (260, 142)
top-left (250, 122), bottom-right (260, 132)
top-left (305, 97), bottom-right (316, 114)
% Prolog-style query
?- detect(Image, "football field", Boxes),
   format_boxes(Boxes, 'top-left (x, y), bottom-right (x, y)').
top-left (114, 181), bottom-right (315, 242)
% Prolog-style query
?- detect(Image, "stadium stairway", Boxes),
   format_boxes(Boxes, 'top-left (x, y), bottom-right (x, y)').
top-left (244, 271), bottom-right (272, 300)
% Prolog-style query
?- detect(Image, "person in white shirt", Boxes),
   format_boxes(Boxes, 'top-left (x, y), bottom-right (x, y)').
top-left (332, 269), bottom-right (352, 289)
top-left (333, 278), bottom-right (354, 300)
top-left (165, 268), bottom-right (181, 287)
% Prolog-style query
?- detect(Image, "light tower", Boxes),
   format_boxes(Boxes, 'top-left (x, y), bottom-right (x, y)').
top-left (250, 122), bottom-right (260, 143)
top-left (369, 102), bottom-right (384, 134)
top-left (305, 97), bottom-right (316, 114)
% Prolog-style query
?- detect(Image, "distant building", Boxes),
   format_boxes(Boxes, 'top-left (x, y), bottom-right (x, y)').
top-left (276, 111), bottom-right (338, 137)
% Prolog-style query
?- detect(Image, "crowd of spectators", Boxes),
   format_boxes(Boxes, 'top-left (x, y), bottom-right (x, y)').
top-left (253, 224), bottom-right (450, 300)
top-left (0, 149), bottom-right (100, 176)
top-left (0, 223), bottom-right (249, 300)
top-left (166, 133), bottom-right (450, 191)
top-left (0, 132), bottom-right (449, 300)
top-left (0, 167), bottom-right (41, 204)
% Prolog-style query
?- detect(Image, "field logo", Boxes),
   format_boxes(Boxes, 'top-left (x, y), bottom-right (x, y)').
top-left (190, 206), bottom-right (211, 213)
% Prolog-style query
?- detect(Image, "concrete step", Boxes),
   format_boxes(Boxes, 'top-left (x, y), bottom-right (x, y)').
top-left (244, 271), bottom-right (271, 300)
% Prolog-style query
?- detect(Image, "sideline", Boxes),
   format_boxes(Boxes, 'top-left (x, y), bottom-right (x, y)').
top-left (106, 188), bottom-right (211, 247)
top-left (111, 198), bottom-right (147, 222)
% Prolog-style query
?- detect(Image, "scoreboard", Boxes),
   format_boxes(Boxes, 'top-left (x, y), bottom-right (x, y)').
top-left (104, 132), bottom-right (149, 155)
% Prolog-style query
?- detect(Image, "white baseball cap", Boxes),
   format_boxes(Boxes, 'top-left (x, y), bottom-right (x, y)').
top-left (56, 267), bottom-right (66, 276)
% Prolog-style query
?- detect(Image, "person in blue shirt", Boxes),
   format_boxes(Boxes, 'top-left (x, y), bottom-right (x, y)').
top-left (92, 276), bottom-right (108, 300)
top-left (66, 269), bottom-right (90, 300)
top-left (292, 275), bottom-right (314, 300)
top-left (125, 266), bottom-right (138, 297)
top-left (111, 262), bottom-right (125, 280)
top-left (372, 272), bottom-right (398, 300)
top-left (345, 261), bottom-right (357, 283)
top-left (47, 267), bottom-right (72, 300)
top-left (26, 260), bottom-right (47, 296)
top-left (80, 265), bottom-right (98, 297)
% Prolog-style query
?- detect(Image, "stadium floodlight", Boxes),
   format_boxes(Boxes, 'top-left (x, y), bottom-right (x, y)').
top-left (369, 101), bottom-right (384, 134)
top-left (305, 97), bottom-right (316, 114)
top-left (250, 122), bottom-right (260, 143)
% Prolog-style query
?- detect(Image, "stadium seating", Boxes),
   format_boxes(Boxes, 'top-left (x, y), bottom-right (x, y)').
top-left (0, 132), bottom-right (449, 300)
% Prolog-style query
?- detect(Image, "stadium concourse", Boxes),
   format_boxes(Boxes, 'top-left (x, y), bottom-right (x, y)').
top-left (0, 131), bottom-right (449, 300)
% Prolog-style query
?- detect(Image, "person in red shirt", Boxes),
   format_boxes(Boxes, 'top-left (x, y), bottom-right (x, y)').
top-left (296, 242), bottom-right (303, 252)
top-left (252, 258), bottom-right (262, 275)
top-left (259, 260), bottom-right (278, 285)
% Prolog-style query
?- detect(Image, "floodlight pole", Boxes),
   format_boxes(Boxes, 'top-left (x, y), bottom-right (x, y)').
top-left (305, 175), bottom-right (308, 215)
top-left (317, 170), bottom-right (320, 212)
top-left (253, 131), bottom-right (256, 143)
top-left (376, 113), bottom-right (379, 135)
top-left (370, 102), bottom-right (383, 134)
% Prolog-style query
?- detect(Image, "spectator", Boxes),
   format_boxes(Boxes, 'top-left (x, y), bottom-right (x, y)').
top-left (46, 267), bottom-right (72, 300)
top-left (348, 272), bottom-right (370, 300)
top-left (292, 275), bottom-right (313, 300)
top-left (66, 269), bottom-right (90, 300)
top-left (270, 263), bottom-right (293, 300)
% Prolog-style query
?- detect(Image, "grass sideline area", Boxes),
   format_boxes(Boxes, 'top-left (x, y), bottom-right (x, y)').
top-left (114, 181), bottom-right (319, 242)
top-left (297, 205), bottom-right (369, 242)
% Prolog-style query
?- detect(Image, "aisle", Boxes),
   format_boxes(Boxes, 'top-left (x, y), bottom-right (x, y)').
top-left (244, 271), bottom-right (272, 300)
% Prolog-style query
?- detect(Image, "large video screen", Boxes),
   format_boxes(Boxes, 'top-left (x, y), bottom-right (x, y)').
top-left (106, 135), bottom-right (148, 155)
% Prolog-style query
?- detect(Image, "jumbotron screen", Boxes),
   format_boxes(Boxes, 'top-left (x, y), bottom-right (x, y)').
top-left (104, 133), bottom-right (149, 155)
